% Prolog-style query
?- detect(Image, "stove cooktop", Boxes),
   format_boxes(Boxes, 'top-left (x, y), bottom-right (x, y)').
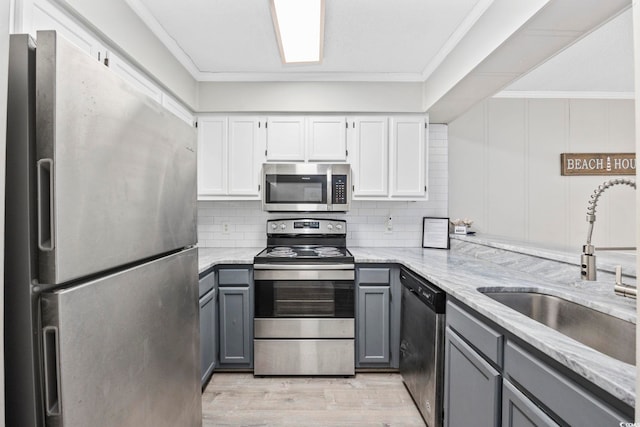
top-left (254, 246), bottom-right (353, 263)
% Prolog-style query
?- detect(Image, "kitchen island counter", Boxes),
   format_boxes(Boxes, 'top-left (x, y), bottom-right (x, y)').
top-left (197, 240), bottom-right (635, 407)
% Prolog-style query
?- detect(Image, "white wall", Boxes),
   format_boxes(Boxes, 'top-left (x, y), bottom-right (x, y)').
top-left (0, 0), bottom-right (9, 424)
top-left (198, 82), bottom-right (424, 113)
top-left (449, 98), bottom-right (636, 250)
top-left (197, 124), bottom-right (448, 248)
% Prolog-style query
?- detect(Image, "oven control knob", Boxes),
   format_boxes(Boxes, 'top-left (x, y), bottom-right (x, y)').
top-left (280, 223), bottom-right (287, 230)
top-left (271, 223), bottom-right (278, 230)
top-left (327, 224), bottom-right (334, 231)
top-left (335, 224), bottom-right (343, 230)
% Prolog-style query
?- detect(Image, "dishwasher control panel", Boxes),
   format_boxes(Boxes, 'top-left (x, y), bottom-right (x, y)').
top-left (400, 267), bottom-right (445, 313)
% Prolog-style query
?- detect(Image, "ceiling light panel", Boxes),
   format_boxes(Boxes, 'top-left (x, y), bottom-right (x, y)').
top-left (271, 0), bottom-right (325, 64)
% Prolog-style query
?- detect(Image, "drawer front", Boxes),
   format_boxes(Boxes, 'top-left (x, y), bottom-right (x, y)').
top-left (504, 341), bottom-right (630, 426)
top-left (218, 268), bottom-right (250, 286)
top-left (198, 271), bottom-right (215, 298)
top-left (358, 268), bottom-right (390, 285)
top-left (254, 339), bottom-right (354, 376)
top-left (447, 301), bottom-right (503, 366)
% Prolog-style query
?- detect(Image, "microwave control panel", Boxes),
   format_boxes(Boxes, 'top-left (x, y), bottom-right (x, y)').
top-left (332, 175), bottom-right (348, 204)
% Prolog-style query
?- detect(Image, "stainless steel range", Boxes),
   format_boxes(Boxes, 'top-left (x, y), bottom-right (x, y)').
top-left (253, 218), bottom-right (355, 376)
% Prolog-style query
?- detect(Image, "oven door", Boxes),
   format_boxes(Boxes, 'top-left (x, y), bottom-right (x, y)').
top-left (254, 266), bottom-right (355, 318)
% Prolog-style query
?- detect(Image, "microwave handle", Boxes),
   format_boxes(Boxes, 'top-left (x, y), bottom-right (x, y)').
top-left (327, 167), bottom-right (333, 210)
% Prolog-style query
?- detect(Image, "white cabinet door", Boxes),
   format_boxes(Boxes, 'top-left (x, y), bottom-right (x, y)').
top-left (350, 117), bottom-right (389, 197)
top-left (306, 116), bottom-right (347, 161)
top-left (390, 116), bottom-right (427, 197)
top-left (227, 116), bottom-right (265, 196)
top-left (266, 116), bottom-right (305, 161)
top-left (198, 117), bottom-right (227, 196)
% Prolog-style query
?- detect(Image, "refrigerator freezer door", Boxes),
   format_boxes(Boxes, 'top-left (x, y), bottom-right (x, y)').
top-left (40, 247), bottom-right (201, 427)
top-left (35, 30), bottom-right (197, 285)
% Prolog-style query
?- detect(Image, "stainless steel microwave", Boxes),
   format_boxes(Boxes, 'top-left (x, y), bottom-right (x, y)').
top-left (262, 163), bottom-right (351, 212)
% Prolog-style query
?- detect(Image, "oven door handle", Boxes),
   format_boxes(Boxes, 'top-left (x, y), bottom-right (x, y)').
top-left (254, 264), bottom-right (355, 270)
top-left (254, 268), bottom-right (355, 281)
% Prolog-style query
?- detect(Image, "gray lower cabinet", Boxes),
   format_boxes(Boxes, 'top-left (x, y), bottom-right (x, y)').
top-left (504, 341), bottom-right (630, 426)
top-left (444, 326), bottom-right (501, 427)
top-left (217, 267), bottom-right (253, 368)
top-left (502, 380), bottom-right (558, 427)
top-left (446, 300), bottom-right (633, 427)
top-left (357, 286), bottom-right (390, 364)
top-left (199, 269), bottom-right (216, 387)
top-left (199, 289), bottom-right (215, 386)
top-left (355, 265), bottom-right (401, 368)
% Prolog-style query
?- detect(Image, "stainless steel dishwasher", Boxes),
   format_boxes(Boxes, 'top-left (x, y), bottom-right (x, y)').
top-left (399, 267), bottom-right (446, 427)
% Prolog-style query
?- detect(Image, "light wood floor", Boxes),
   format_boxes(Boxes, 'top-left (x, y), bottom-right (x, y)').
top-left (202, 373), bottom-right (426, 426)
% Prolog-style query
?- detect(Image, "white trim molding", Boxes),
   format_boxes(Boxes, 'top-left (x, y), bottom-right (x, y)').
top-left (494, 90), bottom-right (635, 100)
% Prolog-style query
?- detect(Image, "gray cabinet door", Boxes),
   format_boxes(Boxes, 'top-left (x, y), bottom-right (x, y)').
top-left (444, 326), bottom-right (501, 427)
top-left (218, 287), bottom-right (252, 366)
top-left (357, 286), bottom-right (390, 365)
top-left (200, 290), bottom-right (215, 386)
top-left (502, 380), bottom-right (558, 427)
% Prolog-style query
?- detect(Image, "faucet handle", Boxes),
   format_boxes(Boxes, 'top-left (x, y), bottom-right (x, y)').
top-left (614, 265), bottom-right (637, 299)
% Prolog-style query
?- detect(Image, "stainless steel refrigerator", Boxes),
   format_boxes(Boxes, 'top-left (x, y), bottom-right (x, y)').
top-left (5, 31), bottom-right (201, 427)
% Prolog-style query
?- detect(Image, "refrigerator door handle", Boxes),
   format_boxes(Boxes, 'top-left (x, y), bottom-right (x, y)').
top-left (43, 326), bottom-right (61, 416)
top-left (37, 158), bottom-right (55, 251)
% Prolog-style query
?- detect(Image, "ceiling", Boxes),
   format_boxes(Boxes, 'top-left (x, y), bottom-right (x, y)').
top-left (501, 8), bottom-right (634, 95)
top-left (125, 0), bottom-right (633, 121)
top-left (129, 0), bottom-right (633, 93)
top-left (129, 0), bottom-right (494, 82)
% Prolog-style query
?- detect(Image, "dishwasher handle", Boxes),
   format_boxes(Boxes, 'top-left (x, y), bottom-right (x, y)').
top-left (400, 268), bottom-right (446, 313)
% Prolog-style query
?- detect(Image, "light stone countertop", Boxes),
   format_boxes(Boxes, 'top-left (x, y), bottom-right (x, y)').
top-left (198, 247), bottom-right (261, 273)
top-left (197, 242), bottom-right (636, 408)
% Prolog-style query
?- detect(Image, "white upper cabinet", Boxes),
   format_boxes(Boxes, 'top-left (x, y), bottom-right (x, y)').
top-left (306, 116), bottom-right (348, 161)
top-left (265, 115), bottom-right (348, 162)
top-left (162, 95), bottom-right (196, 127)
top-left (26, 0), bottom-right (196, 127)
top-left (227, 116), bottom-right (265, 196)
top-left (349, 116), bottom-right (389, 197)
top-left (107, 52), bottom-right (164, 104)
top-left (30, 0), bottom-right (107, 62)
top-left (266, 116), bottom-right (305, 161)
top-left (197, 116), bottom-right (265, 200)
top-left (389, 116), bottom-right (427, 198)
top-left (348, 114), bottom-right (428, 200)
top-left (198, 117), bottom-right (228, 196)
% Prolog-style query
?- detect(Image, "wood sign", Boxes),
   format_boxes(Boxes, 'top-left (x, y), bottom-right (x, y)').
top-left (560, 153), bottom-right (636, 176)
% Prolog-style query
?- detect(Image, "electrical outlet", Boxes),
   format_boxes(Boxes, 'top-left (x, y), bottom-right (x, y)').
top-left (222, 223), bottom-right (230, 234)
top-left (385, 216), bottom-right (393, 233)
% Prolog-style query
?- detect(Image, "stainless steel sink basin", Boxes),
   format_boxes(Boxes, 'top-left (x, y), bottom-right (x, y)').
top-left (480, 291), bottom-right (636, 365)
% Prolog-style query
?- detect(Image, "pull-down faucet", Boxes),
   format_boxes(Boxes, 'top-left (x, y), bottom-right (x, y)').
top-left (581, 178), bottom-right (636, 281)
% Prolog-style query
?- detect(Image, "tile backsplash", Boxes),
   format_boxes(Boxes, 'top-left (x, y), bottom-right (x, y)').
top-left (197, 124), bottom-right (448, 248)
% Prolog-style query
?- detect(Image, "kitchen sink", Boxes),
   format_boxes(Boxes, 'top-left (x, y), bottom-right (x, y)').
top-left (480, 290), bottom-right (636, 365)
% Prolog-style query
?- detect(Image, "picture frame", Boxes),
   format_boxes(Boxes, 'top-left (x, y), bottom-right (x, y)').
top-left (422, 217), bottom-right (450, 249)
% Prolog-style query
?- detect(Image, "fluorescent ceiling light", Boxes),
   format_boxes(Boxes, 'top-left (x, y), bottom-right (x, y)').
top-left (270, 0), bottom-right (325, 64)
